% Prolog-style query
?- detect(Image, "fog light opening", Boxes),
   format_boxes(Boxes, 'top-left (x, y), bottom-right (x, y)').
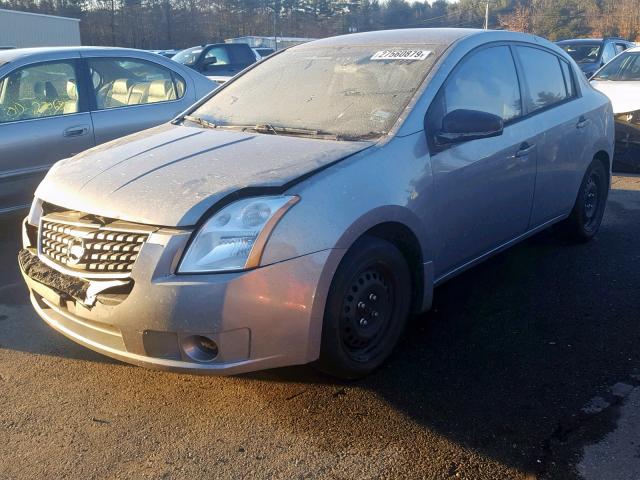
top-left (182, 335), bottom-right (219, 363)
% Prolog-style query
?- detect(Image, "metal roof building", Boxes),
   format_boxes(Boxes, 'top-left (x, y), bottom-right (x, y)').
top-left (0, 9), bottom-right (81, 48)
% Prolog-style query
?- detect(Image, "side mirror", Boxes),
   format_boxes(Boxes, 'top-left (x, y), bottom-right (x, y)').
top-left (436, 109), bottom-right (504, 145)
top-left (202, 56), bottom-right (218, 67)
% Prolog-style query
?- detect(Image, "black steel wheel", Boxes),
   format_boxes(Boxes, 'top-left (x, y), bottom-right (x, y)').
top-left (316, 236), bottom-right (411, 379)
top-left (560, 159), bottom-right (609, 242)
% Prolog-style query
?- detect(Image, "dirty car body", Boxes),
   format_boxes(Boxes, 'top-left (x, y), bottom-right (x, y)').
top-left (20, 29), bottom-right (615, 377)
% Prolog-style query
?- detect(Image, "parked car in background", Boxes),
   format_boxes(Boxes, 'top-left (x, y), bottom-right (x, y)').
top-left (0, 47), bottom-right (216, 214)
top-left (557, 38), bottom-right (635, 78)
top-left (253, 47), bottom-right (275, 58)
top-left (19, 29), bottom-right (613, 379)
top-left (150, 49), bottom-right (181, 58)
top-left (591, 46), bottom-right (640, 172)
top-left (171, 43), bottom-right (257, 83)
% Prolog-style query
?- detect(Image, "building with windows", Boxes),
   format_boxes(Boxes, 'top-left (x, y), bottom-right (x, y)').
top-left (0, 9), bottom-right (81, 48)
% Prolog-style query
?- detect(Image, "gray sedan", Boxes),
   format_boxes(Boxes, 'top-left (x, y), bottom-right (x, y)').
top-left (0, 47), bottom-right (216, 214)
top-left (20, 29), bottom-right (614, 378)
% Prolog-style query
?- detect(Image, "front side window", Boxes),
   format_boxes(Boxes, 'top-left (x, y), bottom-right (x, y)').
top-left (87, 58), bottom-right (185, 110)
top-left (172, 47), bottom-right (203, 67)
top-left (442, 45), bottom-right (522, 123)
top-left (190, 44), bottom-right (442, 139)
top-left (592, 52), bottom-right (640, 81)
top-left (517, 47), bottom-right (568, 113)
top-left (203, 47), bottom-right (232, 72)
top-left (0, 61), bottom-right (79, 123)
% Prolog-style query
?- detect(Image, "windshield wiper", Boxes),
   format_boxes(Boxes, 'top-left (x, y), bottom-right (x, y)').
top-left (336, 131), bottom-right (385, 141)
top-left (181, 114), bottom-right (217, 129)
top-left (218, 124), bottom-right (340, 139)
top-left (179, 118), bottom-right (380, 141)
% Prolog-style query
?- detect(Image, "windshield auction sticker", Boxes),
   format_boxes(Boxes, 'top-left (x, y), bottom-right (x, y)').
top-left (371, 50), bottom-right (432, 61)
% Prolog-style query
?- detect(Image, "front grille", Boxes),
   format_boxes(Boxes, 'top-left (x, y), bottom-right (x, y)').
top-left (38, 209), bottom-right (155, 278)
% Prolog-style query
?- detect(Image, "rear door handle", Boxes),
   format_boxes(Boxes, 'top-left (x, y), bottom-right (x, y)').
top-left (515, 142), bottom-right (536, 158)
top-left (63, 125), bottom-right (90, 137)
top-left (577, 116), bottom-right (590, 129)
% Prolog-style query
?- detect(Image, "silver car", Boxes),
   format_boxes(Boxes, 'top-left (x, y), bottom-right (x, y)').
top-left (19, 29), bottom-right (614, 378)
top-left (0, 47), bottom-right (215, 214)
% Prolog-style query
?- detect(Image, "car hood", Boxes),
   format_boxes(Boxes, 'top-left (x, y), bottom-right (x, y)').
top-left (591, 80), bottom-right (640, 114)
top-left (36, 124), bottom-right (372, 227)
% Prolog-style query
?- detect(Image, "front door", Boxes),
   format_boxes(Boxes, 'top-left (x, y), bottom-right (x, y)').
top-left (0, 58), bottom-right (94, 212)
top-left (425, 45), bottom-right (537, 278)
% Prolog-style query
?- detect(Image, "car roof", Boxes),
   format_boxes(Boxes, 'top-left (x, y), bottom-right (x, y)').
top-left (557, 38), bottom-right (632, 45)
top-left (557, 39), bottom-right (604, 44)
top-left (0, 46), bottom-right (154, 63)
top-left (291, 28), bottom-right (548, 51)
top-left (298, 28), bottom-right (480, 48)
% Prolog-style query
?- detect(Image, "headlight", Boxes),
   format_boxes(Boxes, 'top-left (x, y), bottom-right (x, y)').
top-left (178, 195), bottom-right (299, 273)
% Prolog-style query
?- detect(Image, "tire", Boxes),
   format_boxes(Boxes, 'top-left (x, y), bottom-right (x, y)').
top-left (316, 236), bottom-right (411, 379)
top-left (560, 159), bottom-right (609, 243)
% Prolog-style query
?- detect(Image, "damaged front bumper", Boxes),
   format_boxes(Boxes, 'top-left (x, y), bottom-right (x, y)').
top-left (19, 218), bottom-right (334, 375)
top-left (614, 111), bottom-right (640, 173)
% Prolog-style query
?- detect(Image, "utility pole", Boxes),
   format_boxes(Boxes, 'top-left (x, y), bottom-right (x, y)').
top-left (273, 8), bottom-right (277, 51)
top-left (484, 1), bottom-right (489, 30)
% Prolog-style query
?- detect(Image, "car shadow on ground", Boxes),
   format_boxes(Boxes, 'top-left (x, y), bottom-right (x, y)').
top-left (245, 187), bottom-right (640, 476)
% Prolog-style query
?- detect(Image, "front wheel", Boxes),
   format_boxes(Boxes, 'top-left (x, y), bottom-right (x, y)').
top-left (560, 159), bottom-right (609, 243)
top-left (316, 236), bottom-right (411, 379)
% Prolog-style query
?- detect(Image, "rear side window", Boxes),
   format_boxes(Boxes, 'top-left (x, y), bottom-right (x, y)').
top-left (442, 45), bottom-right (522, 122)
top-left (229, 45), bottom-right (257, 65)
top-left (87, 57), bottom-right (186, 110)
top-left (602, 43), bottom-right (617, 64)
top-left (516, 47), bottom-right (568, 113)
top-left (559, 60), bottom-right (576, 98)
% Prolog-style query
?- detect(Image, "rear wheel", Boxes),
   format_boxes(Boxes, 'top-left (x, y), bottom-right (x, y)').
top-left (560, 159), bottom-right (608, 242)
top-left (316, 236), bottom-right (411, 379)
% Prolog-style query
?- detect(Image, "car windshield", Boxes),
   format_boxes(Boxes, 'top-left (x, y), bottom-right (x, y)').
top-left (189, 44), bottom-right (441, 140)
top-left (559, 43), bottom-right (601, 63)
top-left (172, 47), bottom-right (203, 66)
top-left (592, 52), bottom-right (640, 81)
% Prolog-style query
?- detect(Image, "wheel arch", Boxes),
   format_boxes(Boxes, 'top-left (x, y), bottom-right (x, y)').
top-left (332, 206), bottom-right (435, 314)
top-left (593, 150), bottom-right (611, 186)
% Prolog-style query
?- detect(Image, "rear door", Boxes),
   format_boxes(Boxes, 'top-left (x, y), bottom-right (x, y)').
top-left (0, 57), bottom-right (94, 212)
top-left (85, 56), bottom-right (195, 145)
top-left (426, 44), bottom-right (537, 276)
top-left (513, 46), bottom-right (585, 225)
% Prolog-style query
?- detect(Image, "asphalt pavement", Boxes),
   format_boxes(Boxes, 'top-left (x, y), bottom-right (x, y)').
top-left (1, 175), bottom-right (640, 480)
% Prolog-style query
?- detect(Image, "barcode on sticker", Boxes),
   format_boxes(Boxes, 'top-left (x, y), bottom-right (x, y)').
top-left (371, 50), bottom-right (431, 61)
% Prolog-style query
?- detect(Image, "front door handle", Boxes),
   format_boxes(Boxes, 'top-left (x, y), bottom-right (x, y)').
top-left (515, 142), bottom-right (536, 158)
top-left (577, 116), bottom-right (590, 129)
top-left (63, 125), bottom-right (90, 138)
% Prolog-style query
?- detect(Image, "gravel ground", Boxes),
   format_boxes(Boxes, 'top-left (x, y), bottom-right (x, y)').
top-left (1, 176), bottom-right (640, 480)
